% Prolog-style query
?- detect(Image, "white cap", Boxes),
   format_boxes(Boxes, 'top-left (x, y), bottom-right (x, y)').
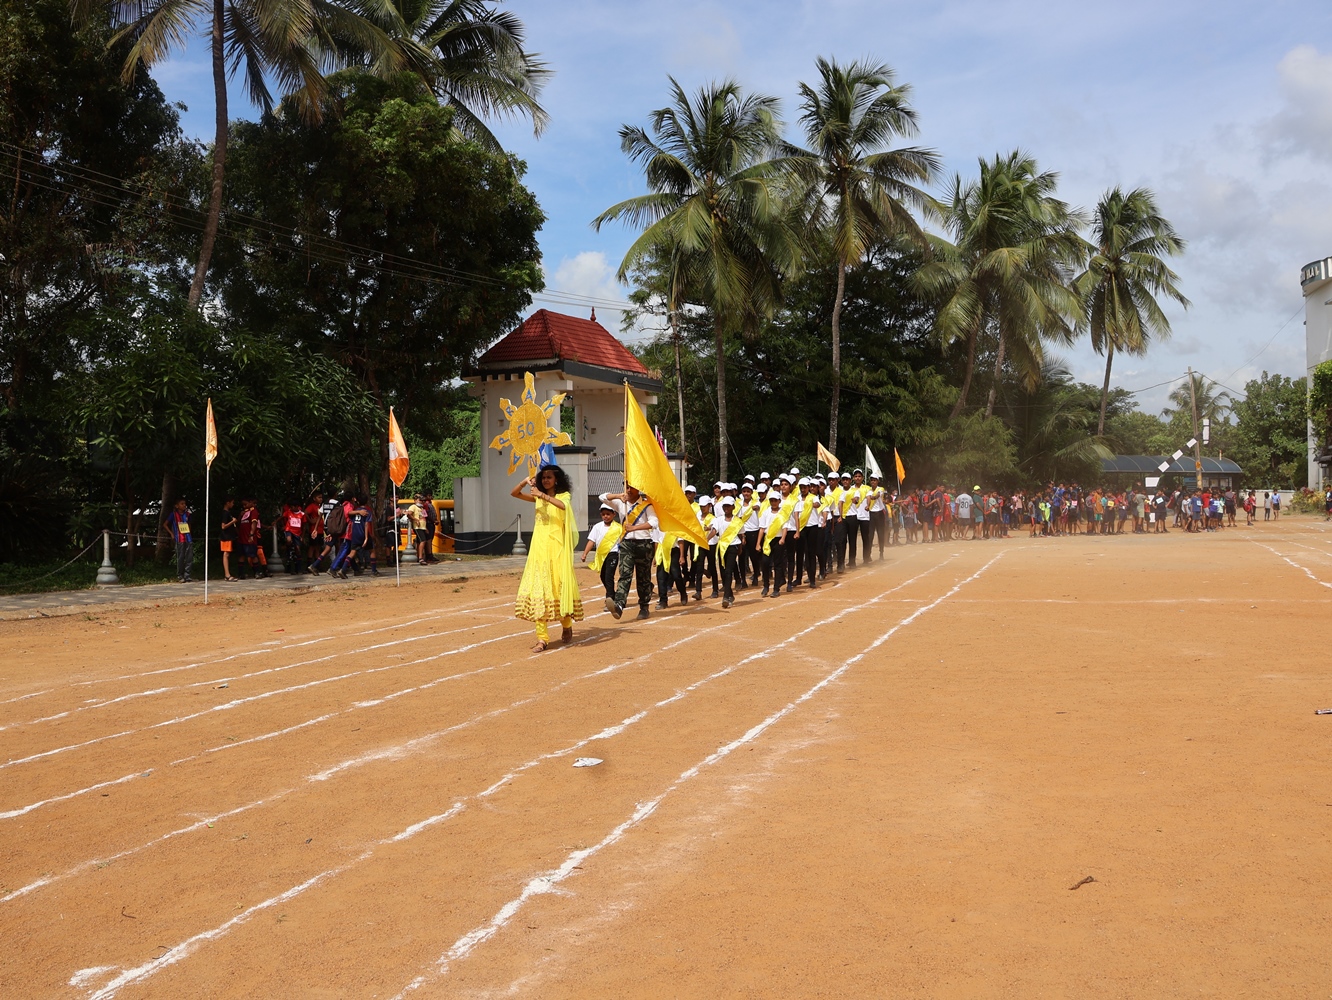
top-left (699, 496), bottom-right (713, 506)
top-left (720, 496), bottom-right (735, 507)
top-left (743, 474), bottom-right (755, 482)
top-left (684, 484), bottom-right (696, 493)
top-left (798, 477), bottom-right (810, 486)
top-left (756, 483), bottom-right (769, 494)
top-left (760, 471), bottom-right (771, 479)
top-left (741, 482), bottom-right (754, 491)
top-left (599, 503), bottom-right (615, 513)
top-left (790, 467), bottom-right (800, 475)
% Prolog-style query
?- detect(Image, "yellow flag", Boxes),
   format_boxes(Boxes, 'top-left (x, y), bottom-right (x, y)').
top-left (817, 442), bottom-right (840, 473)
top-left (894, 448), bottom-right (906, 485)
top-left (204, 398), bottom-right (218, 469)
top-left (388, 407), bottom-right (410, 487)
top-left (623, 385), bottom-right (707, 547)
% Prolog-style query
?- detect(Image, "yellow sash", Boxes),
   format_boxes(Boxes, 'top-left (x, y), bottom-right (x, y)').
top-left (590, 521), bottom-right (623, 572)
top-left (654, 532), bottom-right (678, 569)
top-left (762, 492), bottom-right (799, 556)
top-left (716, 515), bottom-right (746, 566)
top-left (797, 494), bottom-right (816, 530)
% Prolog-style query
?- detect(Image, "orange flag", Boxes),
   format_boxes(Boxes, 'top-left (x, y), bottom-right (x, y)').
top-left (205, 399), bottom-right (218, 469)
top-left (816, 441), bottom-right (840, 473)
top-left (388, 407), bottom-right (410, 486)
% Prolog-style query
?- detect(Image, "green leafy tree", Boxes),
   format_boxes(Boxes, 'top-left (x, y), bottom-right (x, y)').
top-left (212, 71), bottom-right (543, 509)
top-left (786, 56), bottom-right (939, 451)
top-left (73, 0), bottom-right (403, 309)
top-left (1230, 371), bottom-right (1308, 488)
top-left (1002, 360), bottom-right (1113, 485)
top-left (915, 150), bottom-right (1084, 420)
top-left (1074, 187), bottom-right (1189, 436)
top-left (0, 0), bottom-right (185, 412)
top-left (362, 0), bottom-right (549, 151)
top-left (594, 78), bottom-right (803, 481)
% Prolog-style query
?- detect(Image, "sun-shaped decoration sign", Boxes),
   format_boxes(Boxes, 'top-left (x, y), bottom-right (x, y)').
top-left (489, 372), bottom-right (573, 476)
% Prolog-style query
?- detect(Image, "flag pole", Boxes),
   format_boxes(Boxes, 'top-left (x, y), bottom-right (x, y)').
top-left (393, 481), bottom-right (400, 588)
top-left (204, 462), bottom-right (211, 605)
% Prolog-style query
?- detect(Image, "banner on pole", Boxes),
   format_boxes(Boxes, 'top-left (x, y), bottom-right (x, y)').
top-left (205, 399), bottom-right (218, 469)
top-left (816, 442), bottom-right (840, 472)
top-left (894, 448), bottom-right (907, 485)
top-left (864, 445), bottom-right (884, 480)
top-left (388, 407), bottom-right (410, 487)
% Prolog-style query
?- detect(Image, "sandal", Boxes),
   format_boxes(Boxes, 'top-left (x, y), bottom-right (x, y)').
top-left (225, 576), bottom-right (239, 582)
top-left (531, 640), bottom-right (549, 653)
top-left (561, 627), bottom-right (574, 643)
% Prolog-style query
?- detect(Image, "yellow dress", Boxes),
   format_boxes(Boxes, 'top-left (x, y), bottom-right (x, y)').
top-left (515, 491), bottom-right (584, 625)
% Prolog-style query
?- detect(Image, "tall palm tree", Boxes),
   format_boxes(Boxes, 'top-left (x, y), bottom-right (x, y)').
top-left (787, 56), bottom-right (939, 452)
top-left (1164, 372), bottom-right (1230, 425)
top-left (72, 0), bottom-right (409, 309)
top-left (915, 150), bottom-right (1084, 419)
top-left (1075, 186), bottom-right (1189, 436)
top-left (355, 0), bottom-right (549, 151)
top-left (593, 78), bottom-right (802, 481)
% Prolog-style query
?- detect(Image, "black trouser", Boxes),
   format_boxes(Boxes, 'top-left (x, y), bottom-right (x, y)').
top-left (655, 544), bottom-right (687, 605)
top-left (831, 519), bottom-right (846, 572)
top-left (718, 545), bottom-right (739, 602)
top-left (769, 536), bottom-right (788, 592)
top-left (614, 539), bottom-right (655, 609)
top-left (743, 532), bottom-right (760, 584)
top-left (844, 518), bottom-right (859, 567)
top-left (857, 519), bottom-right (872, 563)
top-left (598, 554), bottom-right (618, 598)
top-left (692, 543), bottom-right (717, 595)
top-left (869, 510), bottom-right (886, 556)
top-left (800, 524), bottom-right (821, 587)
top-left (790, 527), bottom-right (803, 587)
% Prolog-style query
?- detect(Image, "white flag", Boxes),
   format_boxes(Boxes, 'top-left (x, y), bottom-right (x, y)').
top-left (864, 444), bottom-right (884, 480)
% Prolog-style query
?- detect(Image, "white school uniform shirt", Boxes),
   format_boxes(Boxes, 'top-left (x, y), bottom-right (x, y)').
top-left (786, 497), bottom-right (803, 531)
top-left (757, 507), bottom-right (782, 534)
top-left (868, 488), bottom-right (886, 513)
top-left (587, 520), bottom-right (619, 554)
top-left (710, 513), bottom-right (742, 548)
top-left (851, 487), bottom-right (871, 521)
top-left (742, 497), bottom-right (760, 532)
top-left (598, 492), bottom-right (659, 537)
top-left (805, 497), bottom-right (825, 528)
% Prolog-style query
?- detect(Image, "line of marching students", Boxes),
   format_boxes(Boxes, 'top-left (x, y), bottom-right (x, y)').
top-left (586, 467), bottom-right (892, 621)
top-left (211, 492), bottom-right (381, 582)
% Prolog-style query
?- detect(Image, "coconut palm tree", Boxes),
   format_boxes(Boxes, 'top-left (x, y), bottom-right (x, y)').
top-left (354, 0), bottom-right (549, 151)
top-left (1164, 372), bottom-right (1230, 425)
top-left (786, 56), bottom-right (939, 452)
top-left (915, 150), bottom-right (1084, 419)
top-left (1075, 186), bottom-right (1189, 436)
top-left (593, 78), bottom-right (803, 481)
top-left (72, 0), bottom-right (409, 309)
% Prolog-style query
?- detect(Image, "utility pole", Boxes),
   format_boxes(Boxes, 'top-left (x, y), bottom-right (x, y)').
top-left (669, 307), bottom-right (687, 486)
top-left (1187, 367), bottom-right (1203, 490)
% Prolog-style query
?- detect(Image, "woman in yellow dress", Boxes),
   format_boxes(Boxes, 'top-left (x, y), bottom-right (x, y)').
top-left (512, 464), bottom-right (584, 651)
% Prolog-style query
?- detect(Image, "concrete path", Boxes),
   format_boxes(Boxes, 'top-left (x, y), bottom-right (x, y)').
top-left (0, 556), bottom-right (527, 621)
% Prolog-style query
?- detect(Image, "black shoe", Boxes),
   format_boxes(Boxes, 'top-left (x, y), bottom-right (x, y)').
top-left (761, 587), bottom-right (769, 597)
top-left (785, 584), bottom-right (793, 593)
top-left (636, 607), bottom-right (650, 621)
top-left (680, 591), bottom-right (688, 604)
top-left (710, 588), bottom-right (719, 598)
top-left (656, 600), bottom-right (668, 610)
top-left (721, 598), bottom-right (732, 609)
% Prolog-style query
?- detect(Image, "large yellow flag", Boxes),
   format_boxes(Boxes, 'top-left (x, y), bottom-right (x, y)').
top-left (204, 398), bottom-right (218, 469)
top-left (894, 447), bottom-right (907, 485)
top-left (388, 407), bottom-right (410, 487)
top-left (623, 385), bottom-right (707, 547)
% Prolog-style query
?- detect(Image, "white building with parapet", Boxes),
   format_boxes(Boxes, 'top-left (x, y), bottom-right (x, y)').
top-left (1302, 257), bottom-right (1332, 488)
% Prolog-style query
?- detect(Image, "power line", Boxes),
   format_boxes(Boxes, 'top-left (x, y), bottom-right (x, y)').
top-left (0, 140), bottom-right (636, 313)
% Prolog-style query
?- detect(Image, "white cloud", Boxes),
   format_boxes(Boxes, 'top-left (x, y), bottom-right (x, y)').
top-left (1266, 44), bottom-right (1332, 163)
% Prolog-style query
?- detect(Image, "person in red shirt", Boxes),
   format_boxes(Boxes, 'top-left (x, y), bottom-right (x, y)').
top-left (237, 498), bottom-right (268, 579)
top-left (304, 493), bottom-right (326, 573)
top-left (281, 501), bottom-right (305, 574)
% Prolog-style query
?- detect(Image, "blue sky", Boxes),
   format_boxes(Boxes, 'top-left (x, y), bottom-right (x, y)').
top-left (157, 0), bottom-right (1332, 415)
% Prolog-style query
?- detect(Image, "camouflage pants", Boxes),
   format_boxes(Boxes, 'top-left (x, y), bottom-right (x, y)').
top-left (614, 539), bottom-right (655, 609)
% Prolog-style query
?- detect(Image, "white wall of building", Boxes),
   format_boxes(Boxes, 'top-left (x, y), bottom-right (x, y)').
top-left (1302, 257), bottom-right (1332, 489)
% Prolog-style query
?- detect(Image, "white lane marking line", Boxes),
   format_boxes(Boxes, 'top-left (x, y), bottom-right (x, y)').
top-left (0, 629), bottom-right (530, 771)
top-left (17, 552), bottom-right (931, 903)
top-left (0, 689), bottom-right (53, 707)
top-left (393, 552), bottom-right (1005, 995)
top-left (69, 967), bottom-right (116, 988)
top-left (66, 555), bottom-right (949, 996)
top-left (0, 770), bottom-right (150, 821)
top-left (1252, 541), bottom-right (1332, 590)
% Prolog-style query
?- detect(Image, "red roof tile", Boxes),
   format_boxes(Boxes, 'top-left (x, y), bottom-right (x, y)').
top-left (477, 309), bottom-right (648, 375)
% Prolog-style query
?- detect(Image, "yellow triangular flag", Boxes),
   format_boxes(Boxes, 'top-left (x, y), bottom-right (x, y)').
top-left (388, 407), bottom-right (410, 487)
top-left (623, 385), bottom-right (707, 548)
top-left (816, 442), bottom-right (840, 473)
top-left (894, 447), bottom-right (907, 485)
top-left (205, 398), bottom-right (218, 469)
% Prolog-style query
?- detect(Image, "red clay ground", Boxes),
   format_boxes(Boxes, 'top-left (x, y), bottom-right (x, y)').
top-left (2, 516), bottom-right (1330, 998)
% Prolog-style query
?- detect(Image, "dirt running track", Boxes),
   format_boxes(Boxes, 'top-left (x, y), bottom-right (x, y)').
top-left (2, 518), bottom-right (1330, 998)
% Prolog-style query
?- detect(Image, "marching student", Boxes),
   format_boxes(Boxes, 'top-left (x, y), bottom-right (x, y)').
top-left (757, 490), bottom-right (785, 597)
top-left (600, 484), bottom-right (659, 620)
top-left (581, 502), bottom-right (622, 600)
top-left (867, 474), bottom-right (887, 557)
top-left (709, 496), bottom-right (744, 608)
top-left (798, 477), bottom-right (823, 589)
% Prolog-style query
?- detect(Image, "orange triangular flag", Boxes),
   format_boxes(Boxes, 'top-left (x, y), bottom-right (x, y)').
top-left (388, 407), bottom-right (410, 486)
top-left (205, 399), bottom-right (218, 469)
